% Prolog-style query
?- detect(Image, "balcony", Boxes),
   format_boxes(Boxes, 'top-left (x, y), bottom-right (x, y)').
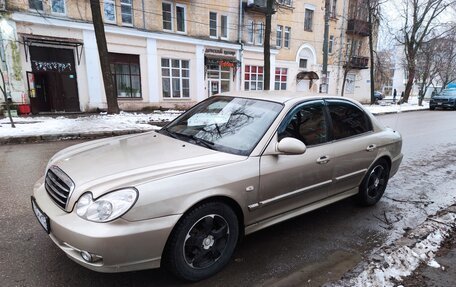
top-left (244, 0), bottom-right (268, 14)
top-left (345, 56), bottom-right (369, 69)
top-left (346, 19), bottom-right (370, 37)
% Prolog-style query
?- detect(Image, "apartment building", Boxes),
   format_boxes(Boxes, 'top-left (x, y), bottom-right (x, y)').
top-left (0, 0), bottom-right (374, 114)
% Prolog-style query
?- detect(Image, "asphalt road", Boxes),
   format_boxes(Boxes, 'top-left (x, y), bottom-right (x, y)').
top-left (1, 110), bottom-right (455, 287)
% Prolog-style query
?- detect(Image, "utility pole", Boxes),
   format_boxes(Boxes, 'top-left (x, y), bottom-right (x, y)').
top-left (321, 0), bottom-right (331, 93)
top-left (367, 0), bottom-right (376, 104)
top-left (263, 0), bottom-right (274, 91)
top-left (89, 0), bottom-right (119, 114)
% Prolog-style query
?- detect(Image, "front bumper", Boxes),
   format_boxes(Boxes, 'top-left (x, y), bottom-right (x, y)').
top-left (32, 182), bottom-right (181, 273)
top-left (430, 101), bottom-right (456, 109)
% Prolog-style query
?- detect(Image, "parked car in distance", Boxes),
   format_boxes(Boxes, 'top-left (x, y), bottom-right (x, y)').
top-left (430, 88), bottom-right (456, 110)
top-left (374, 91), bottom-right (384, 101)
top-left (31, 92), bottom-right (403, 281)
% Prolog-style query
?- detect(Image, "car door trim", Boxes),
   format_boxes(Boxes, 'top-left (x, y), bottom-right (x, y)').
top-left (334, 168), bottom-right (367, 181)
top-left (248, 179), bottom-right (333, 211)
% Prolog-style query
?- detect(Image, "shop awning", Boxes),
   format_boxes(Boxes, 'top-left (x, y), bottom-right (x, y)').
top-left (205, 55), bottom-right (240, 67)
top-left (297, 71), bottom-right (320, 80)
top-left (21, 35), bottom-right (84, 65)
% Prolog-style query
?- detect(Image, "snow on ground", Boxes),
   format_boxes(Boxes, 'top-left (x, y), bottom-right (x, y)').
top-left (364, 97), bottom-right (429, 114)
top-left (334, 212), bottom-right (456, 287)
top-left (0, 110), bottom-right (182, 138)
top-left (0, 99), bottom-right (427, 139)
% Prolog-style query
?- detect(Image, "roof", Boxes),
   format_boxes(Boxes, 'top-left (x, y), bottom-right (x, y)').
top-left (219, 91), bottom-right (341, 104)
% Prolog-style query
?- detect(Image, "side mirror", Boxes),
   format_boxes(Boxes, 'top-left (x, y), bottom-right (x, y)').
top-left (276, 137), bottom-right (307, 155)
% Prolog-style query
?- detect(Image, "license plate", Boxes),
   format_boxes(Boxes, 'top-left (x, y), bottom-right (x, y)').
top-left (31, 197), bottom-right (50, 234)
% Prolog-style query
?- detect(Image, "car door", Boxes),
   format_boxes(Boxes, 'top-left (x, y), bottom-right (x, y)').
top-left (325, 100), bottom-right (379, 197)
top-left (252, 100), bottom-right (334, 222)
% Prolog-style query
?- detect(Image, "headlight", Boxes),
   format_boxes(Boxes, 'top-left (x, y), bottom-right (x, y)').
top-left (76, 188), bottom-right (138, 222)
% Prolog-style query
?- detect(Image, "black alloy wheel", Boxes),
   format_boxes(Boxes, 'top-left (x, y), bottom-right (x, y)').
top-left (163, 202), bottom-right (239, 281)
top-left (357, 159), bottom-right (390, 206)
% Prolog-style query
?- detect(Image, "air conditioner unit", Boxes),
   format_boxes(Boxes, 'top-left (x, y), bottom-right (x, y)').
top-left (0, 0), bottom-right (6, 11)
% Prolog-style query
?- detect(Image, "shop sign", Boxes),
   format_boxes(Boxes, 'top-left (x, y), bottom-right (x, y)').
top-left (205, 48), bottom-right (236, 57)
top-left (32, 60), bottom-right (73, 72)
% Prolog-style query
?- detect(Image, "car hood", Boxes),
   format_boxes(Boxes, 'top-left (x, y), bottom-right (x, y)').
top-left (48, 131), bottom-right (247, 198)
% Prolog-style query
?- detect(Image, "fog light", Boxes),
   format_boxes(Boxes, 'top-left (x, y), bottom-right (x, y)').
top-left (80, 250), bottom-right (93, 262)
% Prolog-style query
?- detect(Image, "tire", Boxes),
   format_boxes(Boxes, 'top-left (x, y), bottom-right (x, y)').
top-left (430, 106), bottom-right (435, 110)
top-left (163, 202), bottom-right (239, 281)
top-left (357, 159), bottom-right (390, 206)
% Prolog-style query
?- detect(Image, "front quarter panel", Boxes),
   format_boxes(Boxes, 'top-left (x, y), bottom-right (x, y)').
top-left (122, 157), bottom-right (260, 225)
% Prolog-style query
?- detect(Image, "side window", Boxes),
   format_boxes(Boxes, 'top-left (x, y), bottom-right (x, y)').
top-left (327, 101), bottom-right (371, 140)
top-left (278, 101), bottom-right (328, 146)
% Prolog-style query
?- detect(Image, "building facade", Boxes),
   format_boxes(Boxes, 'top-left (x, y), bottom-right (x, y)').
top-left (0, 0), bottom-right (375, 114)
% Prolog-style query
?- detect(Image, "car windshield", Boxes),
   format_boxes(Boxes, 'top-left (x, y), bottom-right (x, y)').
top-left (439, 89), bottom-right (456, 97)
top-left (160, 96), bottom-right (283, 156)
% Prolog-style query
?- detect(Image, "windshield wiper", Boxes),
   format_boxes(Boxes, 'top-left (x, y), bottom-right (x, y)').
top-left (161, 128), bottom-right (216, 150)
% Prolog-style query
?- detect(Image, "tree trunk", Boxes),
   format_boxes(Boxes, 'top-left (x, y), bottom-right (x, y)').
top-left (403, 67), bottom-right (415, 103)
top-left (89, 0), bottom-right (119, 114)
top-left (263, 0), bottom-right (274, 91)
top-left (341, 68), bottom-right (349, 97)
top-left (0, 69), bottom-right (15, 128)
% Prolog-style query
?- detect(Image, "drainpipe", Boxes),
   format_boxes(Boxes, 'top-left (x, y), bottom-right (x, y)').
top-left (238, 0), bottom-right (244, 92)
top-left (141, 0), bottom-right (146, 29)
top-left (335, 0), bottom-right (348, 96)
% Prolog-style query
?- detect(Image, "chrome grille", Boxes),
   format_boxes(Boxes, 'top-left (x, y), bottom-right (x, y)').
top-left (45, 166), bottom-right (75, 210)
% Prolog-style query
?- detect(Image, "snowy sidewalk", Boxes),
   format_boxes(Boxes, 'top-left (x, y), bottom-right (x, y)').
top-left (0, 99), bottom-right (429, 144)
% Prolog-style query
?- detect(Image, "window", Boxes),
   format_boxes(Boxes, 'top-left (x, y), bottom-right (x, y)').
top-left (51, 0), bottom-right (65, 14)
top-left (29, 0), bottom-right (43, 11)
top-left (256, 22), bottom-right (264, 45)
top-left (278, 101), bottom-right (328, 145)
top-left (327, 101), bottom-right (371, 140)
top-left (277, 0), bottom-right (293, 6)
top-left (162, 2), bottom-right (172, 31)
top-left (299, 59), bottom-right (308, 69)
top-left (161, 58), bottom-right (190, 98)
top-left (304, 9), bottom-right (313, 31)
top-left (104, 0), bottom-right (116, 22)
top-left (329, 35), bottom-right (334, 54)
top-left (284, 27), bottom-right (291, 48)
top-left (247, 21), bottom-right (254, 43)
top-left (176, 4), bottom-right (186, 33)
top-left (244, 65), bottom-right (264, 91)
top-left (331, 0), bottom-right (337, 18)
top-left (109, 53), bottom-right (142, 99)
top-left (276, 25), bottom-right (283, 48)
top-left (121, 0), bottom-right (133, 25)
top-left (210, 12), bottom-right (217, 37)
top-left (275, 68), bottom-right (287, 90)
top-left (221, 15), bottom-right (228, 39)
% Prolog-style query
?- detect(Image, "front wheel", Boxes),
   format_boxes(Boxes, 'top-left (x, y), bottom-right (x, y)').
top-left (356, 159), bottom-right (390, 206)
top-left (163, 202), bottom-right (239, 281)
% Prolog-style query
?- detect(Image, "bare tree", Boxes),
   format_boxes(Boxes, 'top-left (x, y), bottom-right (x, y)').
top-left (263, 0), bottom-right (275, 91)
top-left (415, 40), bottom-right (439, 105)
top-left (434, 32), bottom-right (456, 91)
top-left (396, 0), bottom-right (454, 103)
top-left (89, 0), bottom-right (119, 114)
top-left (0, 67), bottom-right (15, 128)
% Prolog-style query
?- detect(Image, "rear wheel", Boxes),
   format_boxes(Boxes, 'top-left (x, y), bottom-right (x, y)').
top-left (163, 202), bottom-right (239, 281)
top-left (357, 159), bottom-right (390, 206)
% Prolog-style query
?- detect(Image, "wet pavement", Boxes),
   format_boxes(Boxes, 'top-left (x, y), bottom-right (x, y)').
top-left (0, 110), bottom-right (455, 287)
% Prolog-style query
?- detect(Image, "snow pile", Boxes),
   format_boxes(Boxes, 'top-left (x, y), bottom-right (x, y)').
top-left (0, 110), bottom-right (182, 138)
top-left (365, 97), bottom-right (429, 114)
top-left (332, 211), bottom-right (456, 287)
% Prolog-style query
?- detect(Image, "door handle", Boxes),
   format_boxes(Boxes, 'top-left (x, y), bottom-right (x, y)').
top-left (317, 156), bottom-right (330, 164)
top-left (366, 144), bottom-right (377, 152)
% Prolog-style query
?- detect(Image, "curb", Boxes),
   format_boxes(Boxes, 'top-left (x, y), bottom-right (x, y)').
top-left (0, 129), bottom-right (149, 145)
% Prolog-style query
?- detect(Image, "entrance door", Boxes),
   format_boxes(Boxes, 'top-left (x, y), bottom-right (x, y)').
top-left (208, 80), bottom-right (220, 97)
top-left (29, 46), bottom-right (80, 113)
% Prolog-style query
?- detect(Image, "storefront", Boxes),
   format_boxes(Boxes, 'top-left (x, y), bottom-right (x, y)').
top-left (24, 37), bottom-right (82, 113)
top-left (204, 48), bottom-right (239, 97)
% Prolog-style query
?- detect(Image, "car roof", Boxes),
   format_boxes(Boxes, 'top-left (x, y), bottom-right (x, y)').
top-left (219, 91), bottom-right (350, 104)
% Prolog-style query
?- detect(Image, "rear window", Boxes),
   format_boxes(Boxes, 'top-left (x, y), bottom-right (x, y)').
top-left (327, 101), bottom-right (372, 140)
